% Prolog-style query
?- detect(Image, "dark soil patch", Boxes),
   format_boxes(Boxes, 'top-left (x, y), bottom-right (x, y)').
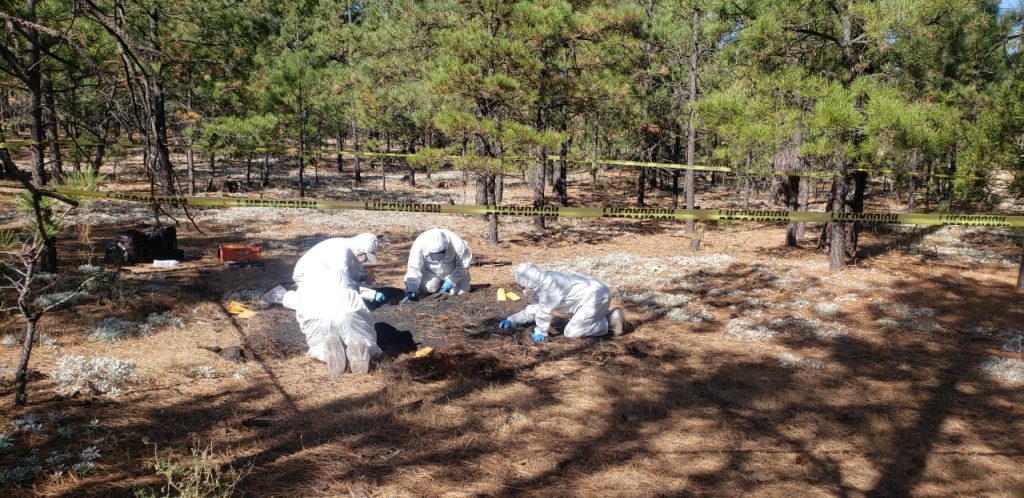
top-left (241, 285), bottom-right (524, 359)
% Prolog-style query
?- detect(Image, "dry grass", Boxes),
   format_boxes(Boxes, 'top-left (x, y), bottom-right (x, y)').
top-left (1, 157), bottom-right (1023, 496)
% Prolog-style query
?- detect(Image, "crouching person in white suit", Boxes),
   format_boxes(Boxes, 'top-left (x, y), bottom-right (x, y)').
top-left (402, 228), bottom-right (473, 302)
top-left (498, 263), bottom-right (628, 343)
top-left (286, 232), bottom-right (386, 306)
top-left (292, 273), bottom-right (382, 374)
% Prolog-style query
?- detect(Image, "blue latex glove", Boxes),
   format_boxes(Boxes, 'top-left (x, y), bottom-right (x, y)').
top-left (373, 291), bottom-right (387, 303)
top-left (401, 291), bottom-right (417, 302)
top-left (440, 278), bottom-right (455, 293)
top-left (531, 330), bottom-right (548, 343)
top-left (498, 319), bottom-right (514, 330)
top-left (356, 272), bottom-right (369, 283)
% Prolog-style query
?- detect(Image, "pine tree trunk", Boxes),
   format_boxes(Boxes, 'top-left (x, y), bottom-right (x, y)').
top-left (28, 0), bottom-right (45, 186)
top-left (14, 318), bottom-right (39, 407)
top-left (907, 176), bottom-right (916, 212)
top-left (496, 172), bottom-right (504, 204)
top-left (533, 149), bottom-right (547, 229)
top-left (336, 133), bottom-right (344, 172)
top-left (90, 142), bottom-right (106, 176)
top-left (828, 171), bottom-right (849, 270)
top-left (637, 168), bottom-right (646, 206)
top-left (261, 152), bottom-right (270, 187)
top-left (685, 7), bottom-right (700, 247)
top-left (672, 170), bottom-right (680, 208)
top-left (555, 141), bottom-right (568, 206)
top-left (148, 9), bottom-right (176, 195)
top-left (476, 173), bottom-right (487, 205)
top-left (485, 173), bottom-right (499, 244)
top-left (187, 147), bottom-right (195, 195)
top-left (845, 171), bottom-right (867, 259)
top-left (207, 151), bottom-right (215, 192)
top-left (796, 170), bottom-right (809, 239)
top-left (1017, 249), bottom-right (1024, 292)
top-left (785, 174), bottom-right (801, 246)
top-left (43, 76), bottom-right (63, 184)
top-left (246, 152), bottom-right (253, 186)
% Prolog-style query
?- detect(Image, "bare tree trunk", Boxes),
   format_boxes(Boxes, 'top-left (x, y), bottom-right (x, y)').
top-left (845, 170), bottom-right (867, 259)
top-left (796, 169), bottom-right (809, 239)
top-left (90, 142), bottom-right (105, 176)
top-left (43, 76), bottom-right (63, 184)
top-left (475, 173), bottom-right (487, 205)
top-left (785, 175), bottom-right (801, 246)
top-left (336, 133), bottom-right (344, 172)
top-left (486, 173), bottom-right (499, 244)
top-left (637, 168), bottom-right (646, 206)
top-left (742, 177), bottom-right (750, 209)
top-left (685, 9), bottom-right (700, 249)
top-left (496, 171), bottom-right (504, 204)
top-left (1017, 249), bottom-right (1024, 292)
top-left (186, 146), bottom-right (196, 195)
top-left (261, 152), bottom-right (270, 187)
top-left (148, 9), bottom-right (175, 195)
top-left (352, 123), bottom-right (361, 185)
top-left (14, 318), bottom-right (39, 407)
top-left (298, 92), bottom-right (307, 196)
top-left (555, 140), bottom-right (568, 206)
top-left (206, 151), bottom-right (215, 192)
top-left (533, 148), bottom-right (547, 229)
top-left (28, 8), bottom-right (45, 187)
top-left (246, 152), bottom-right (253, 186)
top-left (828, 170), bottom-right (849, 270)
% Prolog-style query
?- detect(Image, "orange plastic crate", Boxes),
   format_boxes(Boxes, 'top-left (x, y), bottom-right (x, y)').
top-left (219, 244), bottom-right (262, 262)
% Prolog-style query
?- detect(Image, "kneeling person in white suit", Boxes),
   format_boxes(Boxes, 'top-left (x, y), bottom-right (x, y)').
top-left (402, 228), bottom-right (473, 301)
top-left (498, 263), bottom-right (628, 343)
top-left (291, 273), bottom-right (382, 374)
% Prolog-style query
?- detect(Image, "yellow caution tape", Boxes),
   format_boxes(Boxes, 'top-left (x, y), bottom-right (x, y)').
top-left (4, 185), bottom-right (1020, 228)
top-left (0, 138), bottom-right (994, 181)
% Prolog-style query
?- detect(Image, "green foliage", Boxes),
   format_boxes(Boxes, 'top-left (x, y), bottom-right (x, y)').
top-left (59, 171), bottom-right (106, 191)
top-left (14, 193), bottom-right (63, 240)
top-left (134, 442), bottom-right (249, 498)
top-left (0, 231), bottom-right (18, 253)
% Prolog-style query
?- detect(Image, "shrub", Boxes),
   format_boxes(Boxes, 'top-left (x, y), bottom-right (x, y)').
top-left (48, 355), bottom-right (141, 397)
top-left (134, 442), bottom-right (250, 498)
top-left (89, 317), bottom-right (142, 343)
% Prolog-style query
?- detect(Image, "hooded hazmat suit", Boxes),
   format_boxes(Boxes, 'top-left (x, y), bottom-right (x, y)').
top-left (505, 263), bottom-right (611, 339)
top-left (404, 228), bottom-right (473, 294)
top-left (291, 272), bottom-right (381, 373)
top-left (286, 233), bottom-right (380, 306)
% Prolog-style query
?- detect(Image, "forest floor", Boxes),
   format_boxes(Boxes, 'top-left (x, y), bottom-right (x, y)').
top-left (1, 155), bottom-right (1023, 497)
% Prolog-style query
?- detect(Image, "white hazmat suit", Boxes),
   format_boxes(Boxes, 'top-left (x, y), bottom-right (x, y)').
top-left (505, 263), bottom-right (612, 339)
top-left (281, 233), bottom-right (383, 373)
top-left (284, 233), bottom-right (380, 307)
top-left (291, 273), bottom-right (381, 374)
top-left (404, 228), bottom-right (473, 295)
